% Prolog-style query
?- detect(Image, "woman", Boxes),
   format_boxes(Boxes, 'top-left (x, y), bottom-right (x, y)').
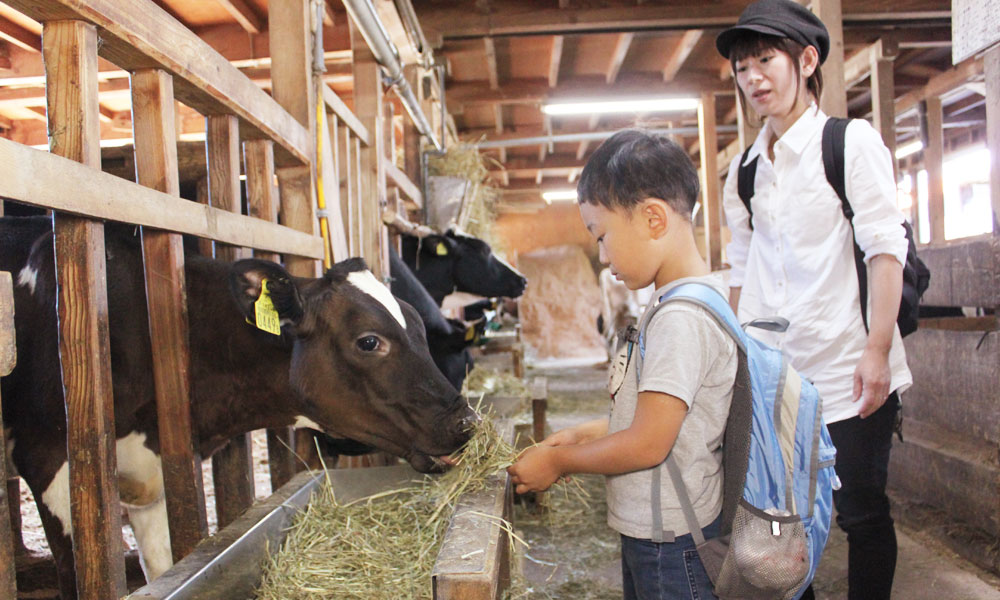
top-left (716, 1), bottom-right (912, 598)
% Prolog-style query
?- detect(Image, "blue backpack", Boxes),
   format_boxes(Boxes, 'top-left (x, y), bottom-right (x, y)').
top-left (636, 282), bottom-right (839, 600)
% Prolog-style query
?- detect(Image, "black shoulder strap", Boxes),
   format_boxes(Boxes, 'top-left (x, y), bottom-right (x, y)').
top-left (822, 117), bottom-right (870, 332)
top-left (736, 145), bottom-right (758, 231)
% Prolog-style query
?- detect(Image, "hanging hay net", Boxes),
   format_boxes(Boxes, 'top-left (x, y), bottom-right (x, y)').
top-left (255, 414), bottom-right (523, 600)
top-left (427, 141), bottom-right (503, 246)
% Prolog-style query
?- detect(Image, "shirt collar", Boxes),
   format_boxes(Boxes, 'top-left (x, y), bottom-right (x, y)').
top-left (741, 103), bottom-right (827, 165)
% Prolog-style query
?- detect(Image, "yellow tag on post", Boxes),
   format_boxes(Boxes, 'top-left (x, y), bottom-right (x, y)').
top-left (254, 279), bottom-right (282, 336)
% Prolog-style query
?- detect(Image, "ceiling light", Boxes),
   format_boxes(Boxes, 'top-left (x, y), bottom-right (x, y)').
top-left (895, 140), bottom-right (923, 160)
top-left (542, 190), bottom-right (578, 203)
top-left (542, 97), bottom-right (700, 116)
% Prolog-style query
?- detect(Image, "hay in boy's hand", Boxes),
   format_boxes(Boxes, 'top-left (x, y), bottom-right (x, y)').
top-left (256, 417), bottom-right (520, 600)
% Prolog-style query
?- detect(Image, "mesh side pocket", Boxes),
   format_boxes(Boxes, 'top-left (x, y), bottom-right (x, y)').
top-left (712, 501), bottom-right (809, 600)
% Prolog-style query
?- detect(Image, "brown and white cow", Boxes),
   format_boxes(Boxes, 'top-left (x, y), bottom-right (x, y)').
top-left (1, 217), bottom-right (477, 599)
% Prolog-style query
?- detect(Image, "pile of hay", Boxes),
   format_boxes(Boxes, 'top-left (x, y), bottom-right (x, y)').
top-left (255, 417), bottom-right (521, 600)
top-left (428, 142), bottom-right (502, 245)
top-left (464, 366), bottom-right (529, 398)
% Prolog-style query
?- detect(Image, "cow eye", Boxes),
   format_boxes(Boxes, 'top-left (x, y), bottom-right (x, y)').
top-left (356, 335), bottom-right (380, 352)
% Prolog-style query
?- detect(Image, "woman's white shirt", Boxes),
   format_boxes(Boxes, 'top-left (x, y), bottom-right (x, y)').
top-left (722, 105), bottom-right (912, 424)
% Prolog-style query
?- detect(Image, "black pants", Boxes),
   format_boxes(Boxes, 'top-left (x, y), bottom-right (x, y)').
top-left (801, 393), bottom-right (900, 600)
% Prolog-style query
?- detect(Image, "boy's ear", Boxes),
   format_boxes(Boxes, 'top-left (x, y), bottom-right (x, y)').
top-left (641, 198), bottom-right (671, 239)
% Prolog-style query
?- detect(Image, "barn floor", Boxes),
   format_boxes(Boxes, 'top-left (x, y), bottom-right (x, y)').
top-left (505, 361), bottom-right (1000, 600)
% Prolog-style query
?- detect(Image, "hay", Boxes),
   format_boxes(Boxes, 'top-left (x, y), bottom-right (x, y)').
top-left (427, 142), bottom-right (502, 245)
top-left (464, 366), bottom-right (529, 398)
top-left (255, 414), bottom-right (521, 600)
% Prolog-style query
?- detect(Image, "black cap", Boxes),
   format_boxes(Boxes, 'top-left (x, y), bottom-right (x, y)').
top-left (716, 0), bottom-right (830, 64)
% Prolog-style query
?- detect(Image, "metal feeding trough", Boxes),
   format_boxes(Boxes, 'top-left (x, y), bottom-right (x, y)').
top-left (129, 445), bottom-right (513, 600)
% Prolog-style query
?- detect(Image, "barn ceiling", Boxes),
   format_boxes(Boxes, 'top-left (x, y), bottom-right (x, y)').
top-left (0, 0), bottom-right (980, 209)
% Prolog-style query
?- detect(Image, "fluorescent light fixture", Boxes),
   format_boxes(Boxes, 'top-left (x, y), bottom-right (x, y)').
top-left (542, 97), bottom-right (700, 116)
top-left (542, 189), bottom-right (578, 203)
top-left (895, 140), bottom-right (923, 160)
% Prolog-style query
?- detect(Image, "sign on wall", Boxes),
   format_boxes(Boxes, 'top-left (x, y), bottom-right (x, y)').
top-left (953, 0), bottom-right (1000, 64)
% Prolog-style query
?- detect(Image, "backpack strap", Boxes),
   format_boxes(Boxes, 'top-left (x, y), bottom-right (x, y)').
top-left (636, 283), bottom-right (753, 545)
top-left (736, 145), bottom-right (758, 231)
top-left (822, 117), bottom-right (870, 333)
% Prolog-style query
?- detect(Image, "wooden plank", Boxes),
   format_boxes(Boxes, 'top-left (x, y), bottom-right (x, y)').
top-left (385, 160), bottom-right (423, 209)
top-left (917, 237), bottom-right (1000, 307)
top-left (922, 96), bottom-right (945, 243)
top-left (44, 20), bottom-right (128, 600)
top-left (206, 113), bottom-right (256, 529)
top-left (0, 272), bottom-right (14, 599)
top-left (987, 45), bottom-right (1000, 237)
top-left (319, 106), bottom-right (350, 261)
top-left (869, 38), bottom-right (898, 176)
top-left (606, 32), bottom-right (634, 84)
top-left (216, 0), bottom-right (264, 34)
top-left (895, 56), bottom-right (984, 116)
top-left (4, 0), bottom-right (311, 166)
top-left (698, 91), bottom-right (721, 270)
top-left (662, 30), bottom-right (702, 83)
top-left (549, 35), bottom-right (563, 87)
top-left (814, 0), bottom-right (847, 118)
top-left (484, 37), bottom-right (499, 90)
top-left (323, 85), bottom-right (369, 146)
top-left (132, 67), bottom-right (208, 562)
top-left (0, 15), bottom-right (40, 51)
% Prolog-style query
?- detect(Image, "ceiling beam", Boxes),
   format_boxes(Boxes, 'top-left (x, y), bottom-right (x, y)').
top-left (420, 1), bottom-right (950, 40)
top-left (607, 32), bottom-right (634, 84)
top-left (493, 103), bottom-right (503, 133)
top-left (484, 36), bottom-right (499, 89)
top-left (895, 55), bottom-right (984, 115)
top-left (662, 29), bottom-right (702, 82)
top-left (216, 0), bottom-right (265, 35)
top-left (549, 35), bottom-right (563, 87)
top-left (0, 16), bottom-right (39, 51)
top-left (447, 75), bottom-right (733, 106)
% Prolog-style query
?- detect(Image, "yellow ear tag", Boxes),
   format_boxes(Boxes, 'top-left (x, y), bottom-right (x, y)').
top-left (253, 279), bottom-right (282, 336)
top-left (435, 242), bottom-right (448, 256)
top-left (464, 325), bottom-right (476, 342)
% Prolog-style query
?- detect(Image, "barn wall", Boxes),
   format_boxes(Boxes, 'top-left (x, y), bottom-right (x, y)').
top-left (492, 203), bottom-right (595, 264)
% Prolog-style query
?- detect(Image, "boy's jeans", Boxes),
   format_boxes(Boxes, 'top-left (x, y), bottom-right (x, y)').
top-left (620, 515), bottom-right (721, 600)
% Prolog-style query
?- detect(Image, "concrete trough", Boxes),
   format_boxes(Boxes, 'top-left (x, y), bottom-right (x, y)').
top-left (129, 452), bottom-right (513, 599)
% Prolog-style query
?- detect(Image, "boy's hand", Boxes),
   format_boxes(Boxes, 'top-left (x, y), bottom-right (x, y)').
top-left (507, 446), bottom-right (562, 494)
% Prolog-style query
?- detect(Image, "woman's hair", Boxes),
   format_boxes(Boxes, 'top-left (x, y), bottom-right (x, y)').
top-left (576, 129), bottom-right (700, 219)
top-left (728, 32), bottom-right (824, 127)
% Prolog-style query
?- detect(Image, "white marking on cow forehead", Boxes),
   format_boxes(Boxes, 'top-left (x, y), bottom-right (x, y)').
top-left (294, 416), bottom-right (324, 432)
top-left (17, 265), bottom-right (38, 295)
top-left (42, 461), bottom-right (73, 541)
top-left (347, 270), bottom-right (407, 330)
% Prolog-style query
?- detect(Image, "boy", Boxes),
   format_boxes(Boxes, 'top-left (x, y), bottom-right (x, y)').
top-left (507, 129), bottom-right (736, 600)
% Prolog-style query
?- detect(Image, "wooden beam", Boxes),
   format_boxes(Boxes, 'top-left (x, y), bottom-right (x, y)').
top-left (844, 37), bottom-right (898, 90)
top-left (607, 32), bottom-right (634, 84)
top-left (385, 160), bottom-right (423, 209)
top-left (698, 91), bottom-right (721, 269)
top-left (549, 35), bottom-right (563, 87)
top-left (447, 75), bottom-right (732, 106)
top-left (986, 46), bottom-right (1000, 237)
top-left (4, 0), bottom-right (311, 166)
top-left (0, 15), bottom-right (39, 51)
top-left (132, 68), bottom-right (208, 562)
top-left (44, 20), bottom-right (128, 600)
top-left (662, 29), bottom-right (702, 82)
top-left (896, 56), bottom-right (985, 116)
top-left (216, 0), bottom-right (265, 34)
top-left (484, 36), bottom-right (499, 90)
top-left (814, 0), bottom-right (847, 117)
top-left (922, 96), bottom-right (944, 243)
top-left (493, 103), bottom-right (503, 134)
top-left (323, 85), bottom-right (369, 145)
top-left (869, 38), bottom-right (897, 175)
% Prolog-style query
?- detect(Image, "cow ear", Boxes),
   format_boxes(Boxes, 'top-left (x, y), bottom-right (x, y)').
top-left (422, 234), bottom-right (454, 257)
top-left (229, 259), bottom-right (305, 330)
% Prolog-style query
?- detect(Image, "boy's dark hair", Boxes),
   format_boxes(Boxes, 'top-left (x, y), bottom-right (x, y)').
top-left (728, 32), bottom-right (824, 127)
top-left (576, 129), bottom-right (700, 219)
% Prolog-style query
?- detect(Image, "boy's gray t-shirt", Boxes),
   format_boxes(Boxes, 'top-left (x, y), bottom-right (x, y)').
top-left (605, 273), bottom-right (737, 540)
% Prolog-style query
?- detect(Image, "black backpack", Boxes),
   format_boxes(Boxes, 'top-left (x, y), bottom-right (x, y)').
top-left (736, 117), bottom-right (930, 337)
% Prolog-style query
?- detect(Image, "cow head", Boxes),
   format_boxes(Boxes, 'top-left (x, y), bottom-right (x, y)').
top-left (229, 258), bottom-right (478, 473)
top-left (403, 230), bottom-right (527, 304)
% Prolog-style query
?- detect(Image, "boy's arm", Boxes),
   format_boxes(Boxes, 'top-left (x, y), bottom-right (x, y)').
top-left (540, 418), bottom-right (609, 447)
top-left (507, 392), bottom-right (687, 494)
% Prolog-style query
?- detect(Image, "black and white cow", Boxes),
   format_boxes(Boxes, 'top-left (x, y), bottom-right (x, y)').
top-left (1, 217), bottom-right (477, 599)
top-left (400, 230), bottom-right (527, 306)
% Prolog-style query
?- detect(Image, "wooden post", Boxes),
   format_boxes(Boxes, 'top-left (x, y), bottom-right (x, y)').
top-left (244, 138), bottom-right (298, 490)
top-left (351, 19), bottom-right (388, 280)
top-left (986, 45), bottom-right (1000, 236)
top-left (403, 65), bottom-right (423, 191)
top-left (735, 90), bottom-right (760, 150)
top-left (339, 125), bottom-right (358, 257)
top-left (0, 272), bottom-right (16, 599)
top-left (698, 91), bottom-right (722, 270)
top-left (870, 38), bottom-right (898, 178)
top-left (813, 0), bottom-right (847, 117)
top-left (43, 20), bottom-right (128, 600)
top-left (921, 97), bottom-right (945, 243)
top-left (131, 67), bottom-right (208, 561)
top-left (206, 114), bottom-right (256, 528)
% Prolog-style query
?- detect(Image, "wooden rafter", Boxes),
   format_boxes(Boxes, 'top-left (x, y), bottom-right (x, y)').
top-left (484, 36), bottom-right (499, 90)
top-left (493, 103), bottom-right (503, 133)
top-left (549, 35), bottom-right (563, 87)
top-left (662, 30), bottom-right (702, 82)
top-left (216, 0), bottom-right (265, 35)
top-left (0, 15), bottom-right (39, 51)
top-left (606, 32), bottom-right (634, 84)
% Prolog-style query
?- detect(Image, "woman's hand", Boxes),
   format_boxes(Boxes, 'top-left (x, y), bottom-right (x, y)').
top-left (508, 446), bottom-right (562, 494)
top-left (853, 345), bottom-right (891, 419)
